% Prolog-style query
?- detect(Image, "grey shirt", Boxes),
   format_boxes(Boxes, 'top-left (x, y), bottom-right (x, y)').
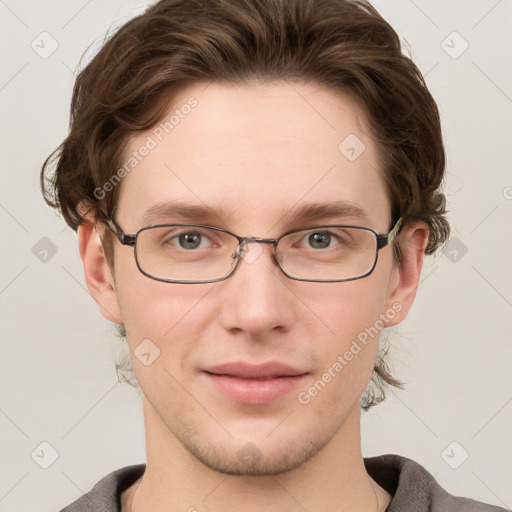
top-left (59, 454), bottom-right (509, 511)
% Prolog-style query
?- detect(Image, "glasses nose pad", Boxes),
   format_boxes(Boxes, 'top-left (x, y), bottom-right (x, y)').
top-left (231, 240), bottom-right (246, 263)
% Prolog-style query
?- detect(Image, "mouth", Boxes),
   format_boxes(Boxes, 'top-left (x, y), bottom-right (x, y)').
top-left (202, 361), bottom-right (308, 405)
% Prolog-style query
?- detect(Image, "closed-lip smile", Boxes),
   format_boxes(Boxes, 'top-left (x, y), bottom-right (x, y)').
top-left (203, 361), bottom-right (308, 404)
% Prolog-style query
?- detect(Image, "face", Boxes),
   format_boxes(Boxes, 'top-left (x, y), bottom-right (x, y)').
top-left (85, 81), bottom-right (421, 476)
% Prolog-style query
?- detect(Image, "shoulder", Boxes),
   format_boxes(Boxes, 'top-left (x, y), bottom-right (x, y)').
top-left (58, 464), bottom-right (146, 512)
top-left (364, 453), bottom-right (509, 512)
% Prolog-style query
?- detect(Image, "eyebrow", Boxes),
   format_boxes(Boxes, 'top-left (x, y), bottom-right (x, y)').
top-left (140, 200), bottom-right (371, 228)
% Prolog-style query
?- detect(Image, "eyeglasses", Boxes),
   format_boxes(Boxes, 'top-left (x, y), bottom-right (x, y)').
top-left (105, 217), bottom-right (403, 284)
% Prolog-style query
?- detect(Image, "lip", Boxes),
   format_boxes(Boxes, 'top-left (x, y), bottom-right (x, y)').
top-left (205, 361), bottom-right (306, 379)
top-left (203, 361), bottom-right (308, 405)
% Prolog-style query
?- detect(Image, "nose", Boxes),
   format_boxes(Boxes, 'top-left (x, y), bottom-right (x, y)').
top-left (218, 240), bottom-right (295, 339)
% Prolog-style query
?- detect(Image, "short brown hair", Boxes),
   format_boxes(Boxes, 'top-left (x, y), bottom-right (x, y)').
top-left (40, 0), bottom-right (450, 409)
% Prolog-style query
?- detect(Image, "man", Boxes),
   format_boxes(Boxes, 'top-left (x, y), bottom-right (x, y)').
top-left (40, 0), bottom-right (508, 510)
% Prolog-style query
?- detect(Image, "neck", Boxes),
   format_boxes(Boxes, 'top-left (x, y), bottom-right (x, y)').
top-left (126, 397), bottom-right (390, 512)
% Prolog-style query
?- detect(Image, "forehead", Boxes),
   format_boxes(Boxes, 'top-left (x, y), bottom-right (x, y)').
top-left (115, 81), bottom-right (390, 232)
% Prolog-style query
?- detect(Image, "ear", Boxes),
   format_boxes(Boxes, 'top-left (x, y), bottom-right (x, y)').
top-left (77, 215), bottom-right (122, 323)
top-left (383, 221), bottom-right (429, 327)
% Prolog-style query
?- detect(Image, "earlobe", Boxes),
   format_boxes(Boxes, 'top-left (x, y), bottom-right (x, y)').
top-left (383, 222), bottom-right (429, 328)
top-left (77, 216), bottom-right (123, 323)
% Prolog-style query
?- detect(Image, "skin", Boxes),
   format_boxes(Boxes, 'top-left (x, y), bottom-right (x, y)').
top-left (78, 80), bottom-right (428, 512)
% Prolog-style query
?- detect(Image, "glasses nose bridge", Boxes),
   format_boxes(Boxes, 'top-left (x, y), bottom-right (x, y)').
top-left (237, 235), bottom-right (279, 252)
top-left (234, 235), bottom-right (280, 262)
top-left (241, 236), bottom-right (278, 245)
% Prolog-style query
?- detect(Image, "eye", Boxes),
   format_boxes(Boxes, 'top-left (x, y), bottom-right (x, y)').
top-left (306, 231), bottom-right (334, 249)
top-left (299, 230), bottom-right (347, 250)
top-left (176, 232), bottom-right (203, 250)
top-left (163, 229), bottom-right (216, 250)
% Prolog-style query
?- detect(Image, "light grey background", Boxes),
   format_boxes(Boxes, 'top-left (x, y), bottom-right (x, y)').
top-left (1, 1), bottom-right (511, 510)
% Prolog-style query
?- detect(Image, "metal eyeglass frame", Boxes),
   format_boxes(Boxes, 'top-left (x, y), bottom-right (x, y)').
top-left (104, 217), bottom-right (404, 284)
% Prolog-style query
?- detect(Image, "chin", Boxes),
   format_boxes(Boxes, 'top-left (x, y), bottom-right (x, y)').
top-left (186, 438), bottom-right (323, 477)
top-left (171, 415), bottom-right (335, 477)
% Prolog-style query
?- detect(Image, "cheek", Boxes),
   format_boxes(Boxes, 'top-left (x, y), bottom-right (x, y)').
top-left (114, 280), bottom-right (210, 400)
top-left (297, 309), bottom-right (382, 416)
top-left (298, 273), bottom-right (392, 397)
top-left (304, 269), bottom-right (392, 340)
top-left (114, 266), bottom-right (215, 360)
